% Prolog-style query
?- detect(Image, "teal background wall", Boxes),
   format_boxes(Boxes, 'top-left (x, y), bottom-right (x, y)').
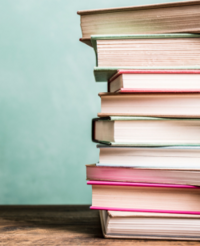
top-left (0, 0), bottom-right (184, 204)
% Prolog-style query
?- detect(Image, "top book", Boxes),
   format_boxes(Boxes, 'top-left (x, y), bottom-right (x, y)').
top-left (77, 0), bottom-right (200, 46)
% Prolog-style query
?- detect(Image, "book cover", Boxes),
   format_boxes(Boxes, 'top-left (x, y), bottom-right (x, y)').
top-left (78, 1), bottom-right (200, 46)
top-left (91, 34), bottom-right (200, 67)
top-left (87, 164), bottom-right (200, 185)
top-left (92, 117), bottom-right (200, 146)
top-left (94, 67), bottom-right (200, 82)
top-left (88, 181), bottom-right (200, 214)
top-left (99, 210), bottom-right (200, 240)
top-left (108, 69), bottom-right (200, 92)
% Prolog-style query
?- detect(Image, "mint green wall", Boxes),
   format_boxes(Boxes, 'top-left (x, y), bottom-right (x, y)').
top-left (0, 0), bottom-right (184, 204)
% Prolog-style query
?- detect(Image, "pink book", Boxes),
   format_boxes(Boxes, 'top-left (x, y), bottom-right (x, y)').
top-left (88, 181), bottom-right (200, 214)
top-left (107, 70), bottom-right (200, 93)
top-left (86, 164), bottom-right (200, 186)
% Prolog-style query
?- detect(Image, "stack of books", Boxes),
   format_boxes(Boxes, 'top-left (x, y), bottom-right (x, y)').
top-left (78, 0), bottom-right (200, 240)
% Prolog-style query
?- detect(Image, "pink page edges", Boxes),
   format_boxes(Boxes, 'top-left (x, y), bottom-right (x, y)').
top-left (87, 180), bottom-right (200, 189)
top-left (90, 206), bottom-right (200, 215)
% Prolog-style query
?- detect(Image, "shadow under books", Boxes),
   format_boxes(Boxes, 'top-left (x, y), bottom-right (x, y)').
top-left (0, 205), bottom-right (102, 237)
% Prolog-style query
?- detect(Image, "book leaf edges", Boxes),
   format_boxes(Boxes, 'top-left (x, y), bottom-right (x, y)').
top-left (92, 117), bottom-right (200, 146)
top-left (91, 34), bottom-right (200, 81)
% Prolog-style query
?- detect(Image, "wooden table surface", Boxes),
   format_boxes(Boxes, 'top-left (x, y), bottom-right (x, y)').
top-left (0, 205), bottom-right (200, 245)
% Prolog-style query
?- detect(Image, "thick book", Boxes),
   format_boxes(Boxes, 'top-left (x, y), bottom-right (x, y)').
top-left (86, 164), bottom-right (200, 186)
top-left (100, 210), bottom-right (200, 240)
top-left (98, 92), bottom-right (200, 118)
top-left (88, 181), bottom-right (200, 214)
top-left (97, 146), bottom-right (200, 169)
top-left (108, 70), bottom-right (200, 93)
top-left (91, 34), bottom-right (200, 68)
top-left (77, 0), bottom-right (200, 47)
top-left (92, 116), bottom-right (200, 146)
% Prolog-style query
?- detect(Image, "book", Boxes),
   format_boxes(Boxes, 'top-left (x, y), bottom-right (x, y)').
top-left (86, 164), bottom-right (200, 186)
top-left (88, 181), bottom-right (200, 214)
top-left (94, 67), bottom-right (200, 82)
top-left (91, 34), bottom-right (200, 68)
top-left (100, 210), bottom-right (200, 240)
top-left (108, 70), bottom-right (200, 93)
top-left (98, 92), bottom-right (200, 118)
top-left (77, 0), bottom-right (200, 47)
top-left (92, 116), bottom-right (200, 146)
top-left (96, 146), bottom-right (200, 169)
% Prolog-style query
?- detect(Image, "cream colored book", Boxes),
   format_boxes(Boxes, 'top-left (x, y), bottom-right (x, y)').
top-left (93, 117), bottom-right (200, 146)
top-left (98, 92), bottom-right (200, 118)
top-left (108, 70), bottom-right (200, 93)
top-left (77, 0), bottom-right (200, 47)
top-left (100, 210), bottom-right (200, 240)
top-left (88, 180), bottom-right (200, 213)
top-left (97, 146), bottom-right (200, 169)
top-left (91, 34), bottom-right (200, 68)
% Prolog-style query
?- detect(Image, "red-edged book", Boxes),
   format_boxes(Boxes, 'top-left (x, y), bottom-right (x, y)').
top-left (108, 70), bottom-right (200, 93)
top-left (88, 181), bottom-right (200, 214)
top-left (86, 164), bottom-right (200, 186)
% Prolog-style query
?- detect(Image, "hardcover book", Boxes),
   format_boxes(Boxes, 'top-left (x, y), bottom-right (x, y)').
top-left (91, 34), bottom-right (200, 68)
top-left (86, 164), bottom-right (200, 186)
top-left (92, 116), bottom-right (200, 146)
top-left (96, 146), bottom-right (200, 169)
top-left (98, 92), bottom-right (200, 118)
top-left (78, 0), bottom-right (200, 47)
top-left (100, 210), bottom-right (200, 240)
top-left (88, 181), bottom-right (200, 214)
top-left (94, 67), bottom-right (200, 82)
top-left (107, 70), bottom-right (200, 93)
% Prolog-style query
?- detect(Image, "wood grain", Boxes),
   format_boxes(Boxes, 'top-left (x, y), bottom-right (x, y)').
top-left (0, 205), bottom-right (200, 245)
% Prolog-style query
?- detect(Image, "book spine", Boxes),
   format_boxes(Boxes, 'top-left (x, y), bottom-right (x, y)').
top-left (92, 117), bottom-right (111, 144)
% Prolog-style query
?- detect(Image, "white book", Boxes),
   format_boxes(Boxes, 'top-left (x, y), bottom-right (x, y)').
top-left (100, 210), bottom-right (200, 240)
top-left (108, 70), bottom-right (200, 93)
top-left (97, 146), bottom-right (200, 169)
